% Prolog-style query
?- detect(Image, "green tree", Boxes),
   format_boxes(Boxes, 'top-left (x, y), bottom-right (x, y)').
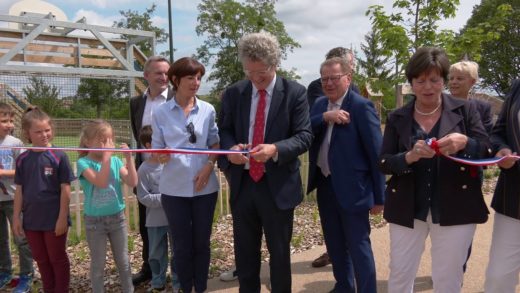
top-left (196, 0), bottom-right (300, 96)
top-left (357, 29), bottom-right (397, 117)
top-left (114, 4), bottom-right (168, 56)
top-left (76, 78), bottom-right (129, 118)
top-left (23, 76), bottom-right (62, 116)
top-left (455, 0), bottom-right (516, 97)
top-left (366, 0), bottom-right (460, 80)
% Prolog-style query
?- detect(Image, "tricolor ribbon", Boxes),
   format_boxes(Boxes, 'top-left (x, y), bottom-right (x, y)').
top-left (426, 138), bottom-right (520, 167)
top-left (0, 146), bottom-right (249, 155)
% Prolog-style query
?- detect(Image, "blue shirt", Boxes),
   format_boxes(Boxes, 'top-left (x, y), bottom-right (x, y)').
top-left (77, 156), bottom-right (126, 216)
top-left (151, 97), bottom-right (219, 197)
top-left (15, 150), bottom-right (75, 231)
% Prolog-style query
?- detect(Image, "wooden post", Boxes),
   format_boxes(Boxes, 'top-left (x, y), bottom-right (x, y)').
top-left (396, 84), bottom-right (404, 108)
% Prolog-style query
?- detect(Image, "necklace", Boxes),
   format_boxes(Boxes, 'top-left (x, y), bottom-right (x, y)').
top-left (414, 102), bottom-right (441, 116)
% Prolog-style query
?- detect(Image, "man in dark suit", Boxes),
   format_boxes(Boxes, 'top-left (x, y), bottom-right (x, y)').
top-left (129, 55), bottom-right (173, 285)
top-left (307, 47), bottom-right (360, 269)
top-left (307, 56), bottom-right (385, 293)
top-left (218, 31), bottom-right (312, 293)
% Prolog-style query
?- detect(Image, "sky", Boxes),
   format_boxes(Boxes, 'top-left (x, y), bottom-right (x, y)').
top-left (0, 0), bottom-right (481, 94)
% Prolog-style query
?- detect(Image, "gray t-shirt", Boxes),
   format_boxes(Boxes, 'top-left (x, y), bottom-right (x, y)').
top-left (137, 160), bottom-right (168, 227)
top-left (0, 135), bottom-right (23, 201)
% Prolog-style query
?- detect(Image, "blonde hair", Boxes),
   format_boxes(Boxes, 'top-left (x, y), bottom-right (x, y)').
top-left (79, 119), bottom-right (113, 157)
top-left (21, 107), bottom-right (52, 144)
top-left (450, 61), bottom-right (479, 81)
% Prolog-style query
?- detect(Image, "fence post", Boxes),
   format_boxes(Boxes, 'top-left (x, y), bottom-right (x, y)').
top-left (73, 162), bottom-right (81, 238)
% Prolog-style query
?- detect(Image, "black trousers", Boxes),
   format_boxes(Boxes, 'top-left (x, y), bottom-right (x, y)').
top-left (232, 173), bottom-right (294, 293)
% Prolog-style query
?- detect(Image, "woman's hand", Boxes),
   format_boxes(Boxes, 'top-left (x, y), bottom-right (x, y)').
top-left (496, 148), bottom-right (519, 169)
top-left (158, 148), bottom-right (171, 164)
top-left (194, 162), bottom-right (213, 192)
top-left (436, 133), bottom-right (468, 156)
top-left (406, 139), bottom-right (436, 163)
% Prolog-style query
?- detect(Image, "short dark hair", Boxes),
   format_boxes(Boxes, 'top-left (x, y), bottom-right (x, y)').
top-left (0, 102), bottom-right (14, 117)
top-left (405, 47), bottom-right (450, 84)
top-left (139, 125), bottom-right (153, 147)
top-left (167, 57), bottom-right (205, 90)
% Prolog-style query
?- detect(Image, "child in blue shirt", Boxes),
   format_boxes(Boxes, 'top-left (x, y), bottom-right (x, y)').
top-left (0, 103), bottom-right (34, 293)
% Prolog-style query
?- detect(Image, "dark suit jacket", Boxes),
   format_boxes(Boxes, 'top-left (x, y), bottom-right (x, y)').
top-left (380, 94), bottom-right (491, 228)
top-left (130, 87), bottom-right (174, 167)
top-left (306, 78), bottom-right (360, 110)
top-left (469, 98), bottom-right (493, 135)
top-left (307, 91), bottom-right (385, 212)
top-left (218, 76), bottom-right (313, 210)
top-left (490, 79), bottom-right (520, 220)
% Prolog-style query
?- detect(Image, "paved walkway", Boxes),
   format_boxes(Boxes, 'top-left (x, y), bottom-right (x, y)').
top-left (206, 195), bottom-right (510, 292)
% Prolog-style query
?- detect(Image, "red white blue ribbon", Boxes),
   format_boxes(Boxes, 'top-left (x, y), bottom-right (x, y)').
top-left (0, 146), bottom-right (249, 155)
top-left (426, 139), bottom-right (520, 166)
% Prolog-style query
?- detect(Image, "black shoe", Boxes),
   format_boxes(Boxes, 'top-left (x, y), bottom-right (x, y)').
top-left (132, 271), bottom-right (152, 286)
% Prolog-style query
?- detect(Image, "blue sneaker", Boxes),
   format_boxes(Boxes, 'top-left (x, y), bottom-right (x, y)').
top-left (13, 274), bottom-right (32, 293)
top-left (0, 272), bottom-right (12, 289)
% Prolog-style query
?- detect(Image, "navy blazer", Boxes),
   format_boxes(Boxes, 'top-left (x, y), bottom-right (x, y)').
top-left (130, 87), bottom-right (174, 167)
top-left (490, 79), bottom-right (520, 220)
top-left (380, 94), bottom-right (491, 228)
top-left (218, 77), bottom-right (313, 210)
top-left (307, 90), bottom-right (385, 212)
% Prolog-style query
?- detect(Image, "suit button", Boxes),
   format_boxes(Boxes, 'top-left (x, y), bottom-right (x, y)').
top-left (460, 167), bottom-right (465, 171)
top-left (392, 189), bottom-right (396, 193)
top-left (381, 159), bottom-right (386, 164)
top-left (462, 185), bottom-right (467, 189)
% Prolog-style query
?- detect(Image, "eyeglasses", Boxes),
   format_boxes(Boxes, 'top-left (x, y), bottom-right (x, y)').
top-left (320, 74), bottom-right (348, 84)
top-left (186, 122), bottom-right (196, 144)
top-left (243, 66), bottom-right (272, 77)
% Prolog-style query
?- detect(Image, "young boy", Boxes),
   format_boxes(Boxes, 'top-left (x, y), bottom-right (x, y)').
top-left (0, 102), bottom-right (34, 293)
top-left (136, 125), bottom-right (179, 293)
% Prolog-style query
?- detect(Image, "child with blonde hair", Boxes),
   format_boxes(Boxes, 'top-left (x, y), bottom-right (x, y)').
top-left (13, 107), bottom-right (74, 292)
top-left (77, 119), bottom-right (137, 293)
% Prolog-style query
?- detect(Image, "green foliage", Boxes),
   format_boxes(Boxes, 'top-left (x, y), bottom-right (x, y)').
top-left (455, 1), bottom-right (517, 97)
top-left (76, 79), bottom-right (129, 119)
top-left (113, 4), bottom-right (168, 56)
top-left (23, 76), bottom-right (61, 116)
top-left (196, 0), bottom-right (300, 95)
top-left (356, 29), bottom-right (398, 117)
top-left (366, 0), bottom-right (460, 78)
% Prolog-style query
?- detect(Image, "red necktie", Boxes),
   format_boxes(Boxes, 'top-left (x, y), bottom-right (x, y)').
top-left (249, 89), bottom-right (267, 182)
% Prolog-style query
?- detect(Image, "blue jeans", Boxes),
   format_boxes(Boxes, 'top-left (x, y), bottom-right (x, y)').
top-left (85, 211), bottom-right (133, 293)
top-left (148, 226), bottom-right (178, 289)
top-left (0, 200), bottom-right (33, 276)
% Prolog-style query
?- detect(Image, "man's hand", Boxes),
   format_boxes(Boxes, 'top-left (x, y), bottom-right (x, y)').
top-left (323, 109), bottom-right (350, 124)
top-left (250, 144), bottom-right (277, 163)
top-left (227, 144), bottom-right (250, 165)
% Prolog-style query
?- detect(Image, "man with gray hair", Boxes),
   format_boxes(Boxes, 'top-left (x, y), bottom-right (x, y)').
top-left (307, 47), bottom-right (360, 110)
top-left (218, 31), bottom-right (312, 292)
top-left (129, 55), bottom-right (174, 286)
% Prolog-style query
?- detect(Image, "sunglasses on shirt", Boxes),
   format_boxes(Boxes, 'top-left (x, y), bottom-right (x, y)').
top-left (186, 122), bottom-right (196, 144)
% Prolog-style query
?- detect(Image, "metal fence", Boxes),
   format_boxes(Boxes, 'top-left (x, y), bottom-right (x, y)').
top-left (0, 71), bottom-right (314, 236)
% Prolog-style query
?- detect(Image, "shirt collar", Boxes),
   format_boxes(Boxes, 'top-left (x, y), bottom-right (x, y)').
top-left (145, 87), bottom-right (168, 101)
top-left (330, 89), bottom-right (348, 108)
top-left (169, 96), bottom-right (199, 112)
top-left (252, 74), bottom-right (276, 98)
